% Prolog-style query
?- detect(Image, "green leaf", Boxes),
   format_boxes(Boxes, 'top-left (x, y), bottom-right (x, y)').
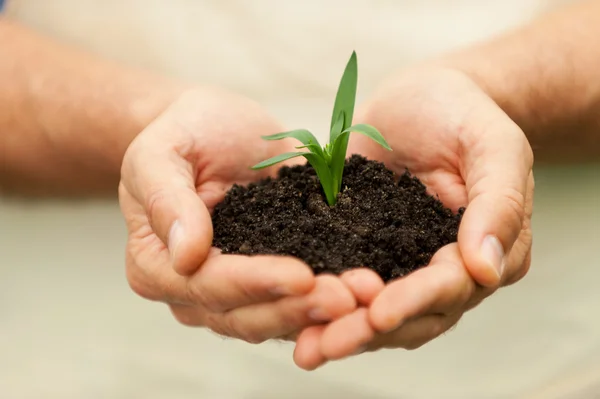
top-left (328, 131), bottom-right (351, 195)
top-left (328, 111), bottom-right (346, 150)
top-left (303, 153), bottom-right (337, 206)
top-left (329, 51), bottom-right (358, 141)
top-left (250, 151), bottom-right (309, 170)
top-left (261, 129), bottom-right (324, 158)
top-left (343, 124), bottom-right (392, 151)
top-left (295, 143), bottom-right (325, 155)
top-left (253, 149), bottom-right (336, 205)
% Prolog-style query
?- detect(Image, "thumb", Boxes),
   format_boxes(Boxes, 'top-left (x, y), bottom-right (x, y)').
top-left (458, 122), bottom-right (533, 288)
top-left (122, 135), bottom-right (212, 277)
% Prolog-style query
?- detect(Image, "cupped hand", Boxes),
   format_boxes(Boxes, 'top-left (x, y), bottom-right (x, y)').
top-left (119, 88), bottom-right (356, 344)
top-left (294, 67), bottom-right (534, 369)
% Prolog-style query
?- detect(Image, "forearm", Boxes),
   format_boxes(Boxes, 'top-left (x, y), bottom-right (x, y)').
top-left (441, 0), bottom-right (600, 162)
top-left (0, 18), bottom-right (186, 196)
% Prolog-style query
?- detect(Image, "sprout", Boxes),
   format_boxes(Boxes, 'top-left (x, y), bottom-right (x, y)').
top-left (252, 51), bottom-right (392, 206)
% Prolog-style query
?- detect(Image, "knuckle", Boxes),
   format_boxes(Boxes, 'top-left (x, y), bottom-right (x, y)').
top-left (145, 187), bottom-right (170, 227)
top-left (434, 263), bottom-right (475, 312)
top-left (203, 313), bottom-right (229, 337)
top-left (216, 264), bottom-right (260, 303)
top-left (243, 334), bottom-right (267, 345)
top-left (401, 317), bottom-right (455, 351)
top-left (502, 187), bottom-right (526, 226)
top-left (522, 139), bottom-right (534, 169)
top-left (169, 306), bottom-right (205, 327)
top-left (464, 284), bottom-right (495, 310)
top-left (441, 261), bottom-right (468, 287)
top-left (505, 250), bottom-right (532, 286)
top-left (222, 313), bottom-right (266, 344)
top-left (429, 317), bottom-right (450, 338)
top-left (186, 280), bottom-right (225, 312)
top-left (126, 257), bottom-right (159, 301)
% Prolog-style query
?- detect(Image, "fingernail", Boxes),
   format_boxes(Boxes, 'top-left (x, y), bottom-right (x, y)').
top-left (168, 220), bottom-right (183, 262)
top-left (308, 308), bottom-right (330, 321)
top-left (481, 235), bottom-right (505, 277)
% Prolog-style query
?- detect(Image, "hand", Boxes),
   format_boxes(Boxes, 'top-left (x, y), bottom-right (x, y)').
top-left (293, 67), bottom-right (534, 369)
top-left (119, 88), bottom-right (356, 344)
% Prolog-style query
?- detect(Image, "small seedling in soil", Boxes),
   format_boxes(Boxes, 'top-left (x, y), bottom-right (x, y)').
top-left (251, 51), bottom-right (391, 206)
top-left (211, 52), bottom-right (464, 282)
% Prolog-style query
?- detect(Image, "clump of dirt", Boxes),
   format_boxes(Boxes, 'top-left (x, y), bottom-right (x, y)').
top-left (212, 155), bottom-right (463, 282)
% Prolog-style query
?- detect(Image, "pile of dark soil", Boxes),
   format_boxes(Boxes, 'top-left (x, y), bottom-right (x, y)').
top-left (212, 155), bottom-right (463, 282)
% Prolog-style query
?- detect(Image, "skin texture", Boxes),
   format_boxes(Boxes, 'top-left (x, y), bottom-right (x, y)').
top-left (2, 0), bottom-right (600, 371)
top-left (0, 18), bottom-right (359, 345)
top-left (293, 0), bottom-right (600, 369)
top-left (294, 67), bottom-right (535, 369)
top-left (0, 18), bottom-right (184, 196)
top-left (440, 0), bottom-right (600, 163)
top-left (119, 89), bottom-right (358, 343)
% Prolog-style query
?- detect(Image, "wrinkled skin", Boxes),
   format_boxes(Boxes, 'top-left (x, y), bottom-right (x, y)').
top-left (119, 88), bottom-right (358, 345)
top-left (118, 68), bottom-right (534, 370)
top-left (293, 67), bottom-right (534, 370)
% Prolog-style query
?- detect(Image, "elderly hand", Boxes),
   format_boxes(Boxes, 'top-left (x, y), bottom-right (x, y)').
top-left (293, 67), bottom-right (534, 369)
top-left (118, 88), bottom-right (357, 344)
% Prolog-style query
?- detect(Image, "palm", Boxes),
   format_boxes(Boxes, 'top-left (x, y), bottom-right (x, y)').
top-left (347, 69), bottom-right (494, 212)
top-left (290, 69), bottom-right (536, 370)
top-left (350, 68), bottom-right (533, 283)
top-left (119, 88), bottom-right (294, 298)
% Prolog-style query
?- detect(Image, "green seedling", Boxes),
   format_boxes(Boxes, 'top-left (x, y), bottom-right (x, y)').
top-left (252, 51), bottom-right (392, 206)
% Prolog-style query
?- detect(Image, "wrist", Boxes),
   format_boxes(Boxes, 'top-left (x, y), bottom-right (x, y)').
top-left (432, 2), bottom-right (600, 163)
top-left (0, 19), bottom-right (189, 196)
top-left (37, 70), bottom-right (187, 193)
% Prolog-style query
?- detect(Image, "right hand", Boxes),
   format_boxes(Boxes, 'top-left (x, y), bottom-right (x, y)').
top-left (119, 88), bottom-right (357, 344)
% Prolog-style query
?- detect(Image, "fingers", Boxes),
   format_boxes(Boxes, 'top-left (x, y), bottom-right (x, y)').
top-left (294, 325), bottom-right (328, 371)
top-left (369, 313), bottom-right (462, 351)
top-left (320, 311), bottom-right (459, 361)
top-left (215, 274), bottom-right (356, 343)
top-left (304, 308), bottom-right (463, 366)
top-left (458, 120), bottom-right (533, 287)
top-left (188, 255), bottom-right (316, 312)
top-left (129, 252), bottom-right (316, 310)
top-left (368, 244), bottom-right (475, 333)
top-left (149, 182), bottom-right (212, 277)
top-left (292, 269), bottom-right (384, 363)
top-left (320, 308), bottom-right (375, 360)
top-left (170, 274), bottom-right (356, 346)
top-left (121, 126), bottom-right (212, 277)
top-left (339, 268), bottom-right (385, 305)
top-left (502, 172), bottom-right (535, 286)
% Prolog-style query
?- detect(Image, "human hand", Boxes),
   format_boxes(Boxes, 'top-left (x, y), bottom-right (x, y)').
top-left (119, 88), bottom-right (356, 344)
top-left (293, 67), bottom-right (534, 369)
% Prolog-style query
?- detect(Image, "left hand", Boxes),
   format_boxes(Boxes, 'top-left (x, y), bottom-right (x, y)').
top-left (293, 66), bottom-right (534, 370)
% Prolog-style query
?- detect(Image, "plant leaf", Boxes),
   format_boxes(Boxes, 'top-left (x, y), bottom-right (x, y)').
top-left (329, 51), bottom-right (358, 141)
top-left (343, 124), bottom-right (392, 151)
top-left (303, 153), bottom-right (337, 206)
top-left (295, 143), bottom-right (325, 155)
top-left (328, 131), bottom-right (351, 195)
top-left (328, 111), bottom-right (346, 150)
top-left (261, 129), bottom-right (324, 158)
top-left (250, 151), bottom-right (309, 170)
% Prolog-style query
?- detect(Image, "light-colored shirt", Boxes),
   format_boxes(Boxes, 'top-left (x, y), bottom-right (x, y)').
top-left (6, 0), bottom-right (569, 103)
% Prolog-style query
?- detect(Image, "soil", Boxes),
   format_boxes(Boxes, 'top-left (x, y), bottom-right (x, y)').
top-left (212, 155), bottom-right (464, 282)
